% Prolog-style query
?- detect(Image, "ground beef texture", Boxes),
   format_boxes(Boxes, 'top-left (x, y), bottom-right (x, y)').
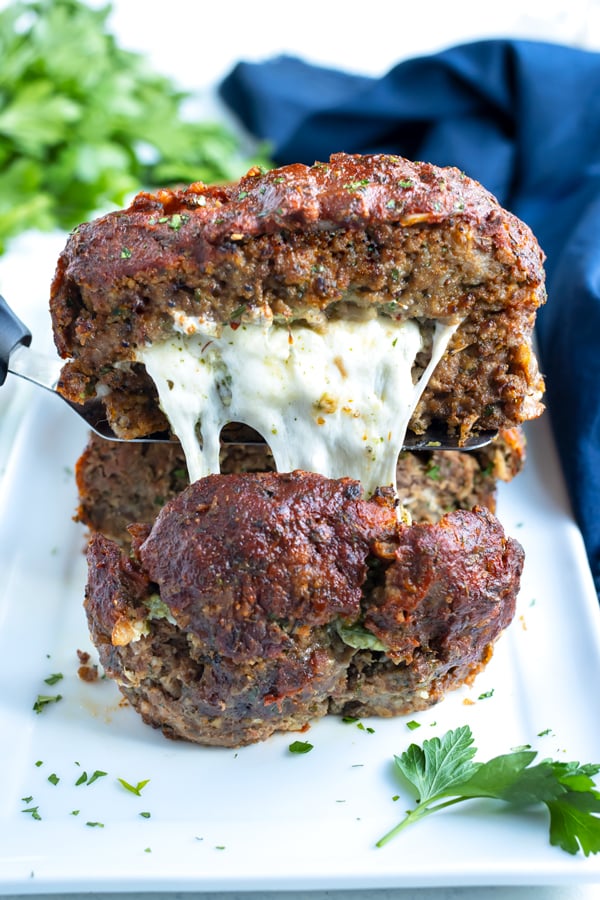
top-left (75, 428), bottom-right (525, 547)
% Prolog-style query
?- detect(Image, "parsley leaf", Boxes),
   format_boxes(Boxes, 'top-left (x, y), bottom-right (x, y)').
top-left (397, 724), bottom-right (478, 804)
top-left (548, 791), bottom-right (600, 856)
top-left (21, 805), bottom-right (41, 821)
top-left (376, 726), bottom-right (600, 856)
top-left (118, 777), bottom-right (150, 797)
top-left (288, 740), bottom-right (314, 754)
top-left (86, 770), bottom-right (108, 786)
top-left (32, 693), bottom-right (62, 714)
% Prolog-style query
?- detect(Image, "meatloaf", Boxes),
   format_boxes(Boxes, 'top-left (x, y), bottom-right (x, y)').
top-left (50, 152), bottom-right (546, 444)
top-left (74, 428), bottom-right (525, 547)
top-left (85, 471), bottom-right (523, 747)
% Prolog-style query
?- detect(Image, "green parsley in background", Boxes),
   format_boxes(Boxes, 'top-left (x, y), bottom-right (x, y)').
top-left (0, 0), bottom-right (272, 253)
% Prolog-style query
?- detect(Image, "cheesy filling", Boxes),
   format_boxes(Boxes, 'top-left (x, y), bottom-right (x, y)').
top-left (135, 314), bottom-right (457, 496)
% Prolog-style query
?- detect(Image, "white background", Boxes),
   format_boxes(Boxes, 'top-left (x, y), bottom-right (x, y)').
top-left (107, 0), bottom-right (600, 90)
top-left (1, 1), bottom-right (600, 899)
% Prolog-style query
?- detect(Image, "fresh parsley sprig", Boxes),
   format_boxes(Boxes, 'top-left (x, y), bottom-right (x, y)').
top-left (376, 725), bottom-right (600, 857)
top-left (0, 0), bottom-right (272, 253)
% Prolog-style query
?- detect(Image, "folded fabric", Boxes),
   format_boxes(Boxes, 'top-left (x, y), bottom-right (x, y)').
top-left (220, 40), bottom-right (600, 598)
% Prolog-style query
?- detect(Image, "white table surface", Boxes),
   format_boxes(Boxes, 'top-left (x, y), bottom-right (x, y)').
top-left (1, 1), bottom-right (600, 898)
top-left (0, 889), bottom-right (598, 900)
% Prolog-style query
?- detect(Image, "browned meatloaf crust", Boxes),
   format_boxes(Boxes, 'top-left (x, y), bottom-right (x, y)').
top-left (51, 152), bottom-right (546, 441)
top-left (84, 470), bottom-right (523, 747)
top-left (74, 428), bottom-right (525, 547)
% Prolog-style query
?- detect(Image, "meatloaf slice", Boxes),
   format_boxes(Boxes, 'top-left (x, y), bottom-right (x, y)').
top-left (51, 152), bottom-right (545, 444)
top-left (74, 428), bottom-right (525, 547)
top-left (84, 471), bottom-right (523, 747)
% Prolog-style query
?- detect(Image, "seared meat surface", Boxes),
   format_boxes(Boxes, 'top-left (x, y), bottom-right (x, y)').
top-left (85, 471), bottom-right (523, 747)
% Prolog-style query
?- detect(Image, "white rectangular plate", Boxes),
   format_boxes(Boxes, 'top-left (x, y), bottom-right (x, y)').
top-left (1, 388), bottom-right (599, 894)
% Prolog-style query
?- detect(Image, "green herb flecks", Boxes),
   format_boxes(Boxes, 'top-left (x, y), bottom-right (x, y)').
top-left (33, 693), bottom-right (62, 714)
top-left (166, 213), bottom-right (189, 231)
top-left (118, 777), bottom-right (150, 797)
top-left (44, 673), bottom-right (63, 686)
top-left (343, 179), bottom-right (369, 192)
top-left (356, 722), bottom-right (375, 734)
top-left (144, 593), bottom-right (176, 625)
top-left (288, 740), bottom-right (314, 754)
top-left (230, 303), bottom-right (248, 320)
top-left (376, 725), bottom-right (600, 857)
top-left (21, 805), bottom-right (41, 821)
top-left (335, 621), bottom-right (387, 652)
top-left (86, 770), bottom-right (108, 786)
top-left (75, 769), bottom-right (107, 787)
top-left (425, 463), bottom-right (441, 481)
top-left (478, 689), bottom-right (495, 700)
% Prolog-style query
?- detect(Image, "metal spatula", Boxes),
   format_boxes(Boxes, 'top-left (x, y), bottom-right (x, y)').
top-left (0, 294), bottom-right (496, 451)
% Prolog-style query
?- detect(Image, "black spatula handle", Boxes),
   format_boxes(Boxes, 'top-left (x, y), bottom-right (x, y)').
top-left (0, 295), bottom-right (32, 386)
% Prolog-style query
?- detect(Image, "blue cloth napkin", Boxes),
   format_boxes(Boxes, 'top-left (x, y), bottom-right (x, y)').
top-left (220, 40), bottom-right (600, 598)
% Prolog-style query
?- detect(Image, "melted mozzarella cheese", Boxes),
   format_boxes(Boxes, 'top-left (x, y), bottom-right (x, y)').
top-left (136, 316), bottom-right (457, 496)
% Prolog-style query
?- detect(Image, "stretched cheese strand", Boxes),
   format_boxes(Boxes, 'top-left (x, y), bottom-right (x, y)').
top-left (136, 316), bottom-right (457, 496)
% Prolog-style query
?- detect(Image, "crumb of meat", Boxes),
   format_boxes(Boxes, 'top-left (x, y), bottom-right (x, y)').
top-left (76, 648), bottom-right (99, 682)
